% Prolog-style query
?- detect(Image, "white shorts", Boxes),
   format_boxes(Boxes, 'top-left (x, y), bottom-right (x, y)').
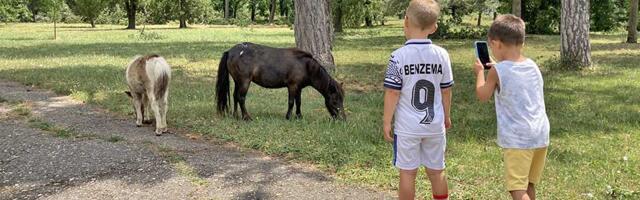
top-left (393, 134), bottom-right (446, 170)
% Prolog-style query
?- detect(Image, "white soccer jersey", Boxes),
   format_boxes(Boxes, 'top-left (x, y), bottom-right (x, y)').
top-left (384, 39), bottom-right (454, 136)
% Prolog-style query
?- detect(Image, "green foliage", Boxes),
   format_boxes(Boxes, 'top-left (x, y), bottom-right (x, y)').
top-left (0, 0), bottom-right (33, 22)
top-left (96, 2), bottom-right (126, 25)
top-left (335, 0), bottom-right (387, 28)
top-left (146, 0), bottom-right (214, 25)
top-left (432, 16), bottom-right (487, 39)
top-left (591, 0), bottom-right (629, 32)
top-left (65, 0), bottom-right (110, 27)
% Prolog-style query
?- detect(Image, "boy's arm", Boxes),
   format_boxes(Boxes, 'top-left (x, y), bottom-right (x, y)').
top-left (441, 88), bottom-right (452, 129)
top-left (383, 54), bottom-right (402, 142)
top-left (383, 89), bottom-right (400, 142)
top-left (474, 59), bottom-right (499, 102)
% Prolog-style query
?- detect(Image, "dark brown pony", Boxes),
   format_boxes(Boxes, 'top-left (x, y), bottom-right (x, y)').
top-left (216, 42), bottom-right (346, 120)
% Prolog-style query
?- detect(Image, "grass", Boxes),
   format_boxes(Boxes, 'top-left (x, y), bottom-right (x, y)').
top-left (27, 118), bottom-right (80, 138)
top-left (0, 21), bottom-right (638, 199)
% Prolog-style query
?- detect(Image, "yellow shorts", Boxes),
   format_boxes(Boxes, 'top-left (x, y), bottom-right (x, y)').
top-left (503, 147), bottom-right (547, 191)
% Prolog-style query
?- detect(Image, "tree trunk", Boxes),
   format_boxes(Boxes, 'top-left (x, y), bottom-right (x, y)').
top-left (561, 0), bottom-right (591, 69)
top-left (90, 19), bottom-right (95, 28)
top-left (294, 0), bottom-right (335, 71)
top-left (269, 0), bottom-right (276, 24)
top-left (334, 2), bottom-right (343, 32)
top-left (125, 0), bottom-right (137, 29)
top-left (627, 0), bottom-right (639, 43)
top-left (280, 0), bottom-right (286, 17)
top-left (180, 18), bottom-right (187, 28)
top-left (224, 0), bottom-right (230, 19)
top-left (477, 11), bottom-right (482, 26)
top-left (179, 0), bottom-right (187, 28)
top-left (365, 16), bottom-right (373, 27)
top-left (493, 12), bottom-right (497, 20)
top-left (512, 0), bottom-right (521, 17)
top-left (251, 0), bottom-right (256, 22)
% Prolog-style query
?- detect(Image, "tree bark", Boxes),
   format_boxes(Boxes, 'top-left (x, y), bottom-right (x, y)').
top-left (561, 0), bottom-right (591, 69)
top-left (477, 11), bottom-right (482, 26)
top-left (512, 0), bottom-right (521, 17)
top-left (224, 0), bottom-right (230, 19)
top-left (125, 0), bottom-right (137, 29)
top-left (493, 12), bottom-right (497, 20)
top-left (294, 0), bottom-right (335, 71)
top-left (90, 19), bottom-right (95, 28)
top-left (269, 0), bottom-right (276, 24)
top-left (627, 0), bottom-right (639, 43)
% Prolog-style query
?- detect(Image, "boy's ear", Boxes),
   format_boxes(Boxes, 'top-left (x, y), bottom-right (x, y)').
top-left (431, 23), bottom-right (438, 34)
top-left (124, 91), bottom-right (132, 98)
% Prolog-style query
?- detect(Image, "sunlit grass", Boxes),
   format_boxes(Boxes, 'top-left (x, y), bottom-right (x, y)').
top-left (0, 22), bottom-right (638, 199)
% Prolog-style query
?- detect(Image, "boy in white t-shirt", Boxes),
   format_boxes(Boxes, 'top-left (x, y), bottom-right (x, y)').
top-left (473, 14), bottom-right (550, 200)
top-left (383, 1), bottom-right (453, 199)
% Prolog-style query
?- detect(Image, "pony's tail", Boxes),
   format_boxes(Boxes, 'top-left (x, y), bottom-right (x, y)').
top-left (216, 51), bottom-right (230, 115)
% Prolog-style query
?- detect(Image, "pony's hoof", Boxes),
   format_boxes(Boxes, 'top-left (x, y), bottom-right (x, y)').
top-left (242, 116), bottom-right (253, 121)
top-left (295, 114), bottom-right (303, 119)
top-left (155, 131), bottom-right (162, 136)
top-left (143, 120), bottom-right (154, 124)
top-left (136, 124), bottom-right (143, 127)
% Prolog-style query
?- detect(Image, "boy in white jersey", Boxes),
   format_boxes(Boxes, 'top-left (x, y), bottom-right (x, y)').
top-left (383, 1), bottom-right (452, 199)
top-left (473, 15), bottom-right (550, 200)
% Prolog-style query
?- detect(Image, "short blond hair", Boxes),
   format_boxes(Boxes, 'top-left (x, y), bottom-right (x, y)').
top-left (488, 14), bottom-right (526, 45)
top-left (406, 0), bottom-right (440, 30)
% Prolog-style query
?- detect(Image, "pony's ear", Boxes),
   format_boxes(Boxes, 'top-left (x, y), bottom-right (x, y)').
top-left (124, 91), bottom-right (132, 98)
top-left (328, 84), bottom-right (337, 93)
top-left (340, 82), bottom-right (344, 87)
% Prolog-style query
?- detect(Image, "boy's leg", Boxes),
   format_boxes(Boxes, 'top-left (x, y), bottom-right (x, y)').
top-left (422, 134), bottom-right (448, 199)
top-left (394, 134), bottom-right (421, 200)
top-left (504, 148), bottom-right (535, 200)
top-left (426, 168), bottom-right (448, 199)
top-left (527, 183), bottom-right (536, 200)
top-left (510, 191), bottom-right (531, 200)
top-left (399, 169), bottom-right (418, 200)
top-left (526, 147), bottom-right (548, 200)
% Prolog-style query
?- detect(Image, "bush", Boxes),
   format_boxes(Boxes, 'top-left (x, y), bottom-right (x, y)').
top-left (0, 0), bottom-right (32, 22)
top-left (432, 18), bottom-right (488, 39)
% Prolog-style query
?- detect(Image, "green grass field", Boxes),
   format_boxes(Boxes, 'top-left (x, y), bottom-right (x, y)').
top-left (0, 21), bottom-right (638, 199)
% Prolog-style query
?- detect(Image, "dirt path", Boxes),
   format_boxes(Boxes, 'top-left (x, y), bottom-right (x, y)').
top-left (0, 79), bottom-right (393, 200)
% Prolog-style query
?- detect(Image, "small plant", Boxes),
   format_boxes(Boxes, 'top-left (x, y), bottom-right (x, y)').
top-left (107, 135), bottom-right (124, 143)
top-left (9, 103), bottom-right (32, 117)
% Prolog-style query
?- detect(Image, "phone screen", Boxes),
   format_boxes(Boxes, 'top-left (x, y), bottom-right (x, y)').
top-left (475, 42), bottom-right (491, 70)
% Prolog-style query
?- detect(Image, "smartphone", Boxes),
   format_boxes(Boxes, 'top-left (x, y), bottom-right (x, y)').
top-left (474, 41), bottom-right (492, 70)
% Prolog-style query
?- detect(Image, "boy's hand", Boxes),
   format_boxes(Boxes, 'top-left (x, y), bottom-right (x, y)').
top-left (445, 117), bottom-right (451, 129)
top-left (474, 59), bottom-right (495, 74)
top-left (383, 124), bottom-right (394, 142)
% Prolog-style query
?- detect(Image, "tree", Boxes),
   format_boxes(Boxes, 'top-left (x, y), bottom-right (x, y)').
top-left (250, 0), bottom-right (256, 22)
top-left (561, 0), bottom-right (591, 69)
top-left (66, 0), bottom-right (109, 27)
top-left (224, 0), bottom-right (229, 19)
top-left (473, 0), bottom-right (500, 26)
top-left (294, 0), bottom-right (335, 71)
top-left (0, 0), bottom-right (32, 22)
top-left (123, 0), bottom-right (137, 29)
top-left (28, 0), bottom-right (44, 21)
top-left (512, 0), bottom-right (520, 17)
top-left (628, 0), bottom-right (639, 43)
top-left (269, 0), bottom-right (276, 23)
top-left (146, 0), bottom-right (210, 28)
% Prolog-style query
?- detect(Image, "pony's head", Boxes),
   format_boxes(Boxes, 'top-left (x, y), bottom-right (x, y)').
top-left (326, 80), bottom-right (346, 120)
